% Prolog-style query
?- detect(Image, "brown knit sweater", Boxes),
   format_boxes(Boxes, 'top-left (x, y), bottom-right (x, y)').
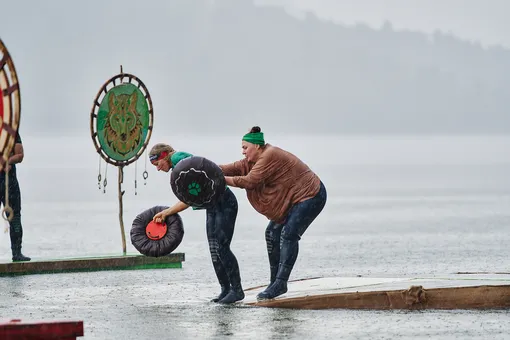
top-left (220, 144), bottom-right (321, 223)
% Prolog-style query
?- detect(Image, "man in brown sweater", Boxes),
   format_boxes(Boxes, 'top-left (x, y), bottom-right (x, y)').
top-left (220, 126), bottom-right (327, 300)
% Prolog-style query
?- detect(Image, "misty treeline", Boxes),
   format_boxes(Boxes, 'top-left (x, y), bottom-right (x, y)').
top-left (153, 0), bottom-right (507, 134)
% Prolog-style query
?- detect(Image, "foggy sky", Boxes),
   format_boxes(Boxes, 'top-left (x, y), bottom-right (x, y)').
top-left (1, 0), bottom-right (510, 137)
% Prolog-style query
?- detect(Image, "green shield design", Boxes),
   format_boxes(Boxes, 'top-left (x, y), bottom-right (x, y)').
top-left (96, 84), bottom-right (149, 161)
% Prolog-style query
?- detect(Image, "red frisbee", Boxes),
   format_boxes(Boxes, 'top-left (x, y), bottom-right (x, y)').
top-left (146, 220), bottom-right (167, 240)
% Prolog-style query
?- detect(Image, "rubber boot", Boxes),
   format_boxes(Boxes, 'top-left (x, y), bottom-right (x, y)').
top-left (217, 241), bottom-right (245, 304)
top-left (218, 261), bottom-right (245, 304)
top-left (219, 284), bottom-right (245, 304)
top-left (211, 285), bottom-right (230, 303)
top-left (257, 236), bottom-right (297, 300)
top-left (257, 265), bottom-right (278, 299)
top-left (10, 218), bottom-right (30, 262)
top-left (12, 248), bottom-right (31, 262)
top-left (208, 236), bottom-right (230, 302)
top-left (256, 264), bottom-right (291, 300)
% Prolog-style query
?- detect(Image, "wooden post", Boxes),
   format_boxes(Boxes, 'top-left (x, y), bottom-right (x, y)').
top-left (118, 165), bottom-right (126, 254)
top-left (119, 64), bottom-right (126, 255)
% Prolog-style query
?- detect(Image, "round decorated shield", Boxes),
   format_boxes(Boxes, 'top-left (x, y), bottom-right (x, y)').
top-left (0, 39), bottom-right (21, 172)
top-left (90, 73), bottom-right (153, 166)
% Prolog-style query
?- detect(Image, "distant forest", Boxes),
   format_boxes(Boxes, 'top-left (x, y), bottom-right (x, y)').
top-left (13, 0), bottom-right (510, 135)
top-left (155, 0), bottom-right (510, 133)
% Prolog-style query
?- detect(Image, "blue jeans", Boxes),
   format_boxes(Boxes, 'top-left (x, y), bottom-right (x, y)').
top-left (206, 188), bottom-right (242, 289)
top-left (265, 181), bottom-right (327, 282)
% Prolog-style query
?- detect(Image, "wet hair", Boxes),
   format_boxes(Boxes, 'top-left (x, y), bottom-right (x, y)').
top-left (149, 143), bottom-right (175, 161)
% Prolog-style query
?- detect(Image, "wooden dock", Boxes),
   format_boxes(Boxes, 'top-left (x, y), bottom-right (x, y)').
top-left (243, 273), bottom-right (510, 310)
top-left (0, 253), bottom-right (185, 277)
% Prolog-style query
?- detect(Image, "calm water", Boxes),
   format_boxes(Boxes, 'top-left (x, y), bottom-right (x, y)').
top-left (0, 134), bottom-right (509, 339)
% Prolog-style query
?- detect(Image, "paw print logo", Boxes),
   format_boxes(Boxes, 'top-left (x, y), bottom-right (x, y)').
top-left (188, 182), bottom-right (202, 196)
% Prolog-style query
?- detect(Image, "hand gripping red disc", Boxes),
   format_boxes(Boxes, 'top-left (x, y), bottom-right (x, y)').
top-left (131, 206), bottom-right (184, 257)
top-left (145, 220), bottom-right (167, 240)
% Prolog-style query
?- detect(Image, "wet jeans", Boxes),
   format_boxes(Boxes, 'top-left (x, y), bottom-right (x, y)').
top-left (206, 188), bottom-right (242, 290)
top-left (265, 181), bottom-right (327, 282)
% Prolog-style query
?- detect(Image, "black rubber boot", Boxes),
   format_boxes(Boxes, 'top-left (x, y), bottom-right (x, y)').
top-left (255, 265), bottom-right (277, 298)
top-left (211, 285), bottom-right (230, 303)
top-left (207, 235), bottom-right (231, 303)
top-left (10, 218), bottom-right (30, 262)
top-left (218, 244), bottom-right (244, 304)
top-left (218, 284), bottom-right (245, 304)
top-left (257, 236), bottom-right (297, 300)
top-left (256, 264), bottom-right (291, 300)
top-left (12, 250), bottom-right (31, 262)
top-left (218, 257), bottom-right (245, 304)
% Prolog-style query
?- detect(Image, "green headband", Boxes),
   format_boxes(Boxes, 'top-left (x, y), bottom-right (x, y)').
top-left (242, 132), bottom-right (265, 146)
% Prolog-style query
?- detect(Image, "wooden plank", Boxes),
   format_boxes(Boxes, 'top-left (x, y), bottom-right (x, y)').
top-left (0, 253), bottom-right (185, 276)
top-left (0, 319), bottom-right (84, 339)
top-left (244, 274), bottom-right (510, 310)
top-left (248, 285), bottom-right (510, 310)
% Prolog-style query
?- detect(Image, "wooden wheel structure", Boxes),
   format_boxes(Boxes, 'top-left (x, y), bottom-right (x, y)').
top-left (0, 39), bottom-right (22, 222)
top-left (0, 39), bottom-right (21, 172)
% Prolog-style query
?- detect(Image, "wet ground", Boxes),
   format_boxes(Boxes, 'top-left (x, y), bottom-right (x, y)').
top-left (1, 135), bottom-right (510, 339)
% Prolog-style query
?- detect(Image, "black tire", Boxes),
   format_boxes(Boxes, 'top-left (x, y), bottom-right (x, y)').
top-left (130, 206), bottom-right (184, 257)
top-left (170, 156), bottom-right (226, 209)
